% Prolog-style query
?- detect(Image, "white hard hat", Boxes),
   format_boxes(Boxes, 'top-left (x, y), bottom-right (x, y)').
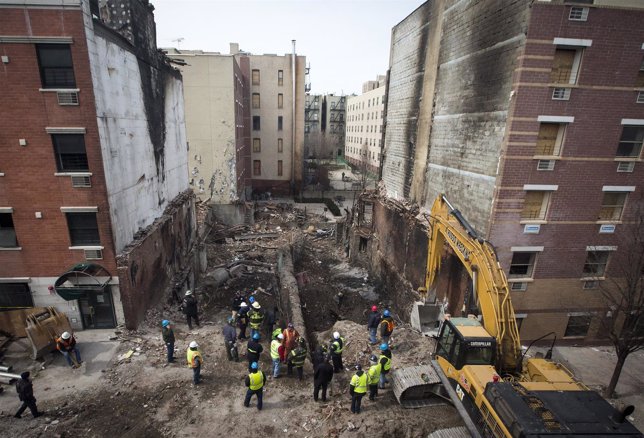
top-left (61, 331), bottom-right (71, 340)
top-left (277, 334), bottom-right (284, 340)
top-left (189, 341), bottom-right (198, 348)
top-left (252, 301), bottom-right (261, 309)
top-left (185, 290), bottom-right (192, 296)
top-left (333, 331), bottom-right (340, 339)
top-left (240, 302), bottom-right (247, 307)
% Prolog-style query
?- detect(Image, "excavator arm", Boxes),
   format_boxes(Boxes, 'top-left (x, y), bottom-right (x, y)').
top-left (424, 195), bottom-right (522, 375)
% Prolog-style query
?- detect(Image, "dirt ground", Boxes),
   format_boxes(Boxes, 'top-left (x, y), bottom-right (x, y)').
top-left (0, 204), bottom-right (462, 438)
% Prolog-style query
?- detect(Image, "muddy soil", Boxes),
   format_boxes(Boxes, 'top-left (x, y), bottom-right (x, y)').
top-left (0, 207), bottom-right (462, 437)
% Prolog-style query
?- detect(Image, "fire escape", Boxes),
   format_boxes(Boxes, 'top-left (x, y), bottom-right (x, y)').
top-left (329, 96), bottom-right (346, 158)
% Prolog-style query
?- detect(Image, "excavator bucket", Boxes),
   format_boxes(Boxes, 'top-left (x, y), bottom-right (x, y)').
top-left (410, 301), bottom-right (443, 336)
top-left (25, 307), bottom-right (72, 360)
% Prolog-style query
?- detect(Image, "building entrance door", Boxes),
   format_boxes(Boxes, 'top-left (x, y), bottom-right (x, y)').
top-left (78, 287), bottom-right (116, 329)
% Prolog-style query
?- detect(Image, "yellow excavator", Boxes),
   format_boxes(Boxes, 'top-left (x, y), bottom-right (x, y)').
top-left (393, 195), bottom-right (641, 437)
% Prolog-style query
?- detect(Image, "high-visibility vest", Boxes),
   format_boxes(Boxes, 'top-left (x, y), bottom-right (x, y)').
top-left (270, 340), bottom-right (281, 360)
top-left (290, 347), bottom-right (306, 366)
top-left (331, 337), bottom-right (345, 354)
top-left (368, 363), bottom-right (382, 385)
top-left (350, 372), bottom-right (368, 394)
top-left (380, 353), bottom-right (391, 372)
top-left (249, 310), bottom-right (264, 329)
top-left (272, 328), bottom-right (282, 339)
top-left (187, 348), bottom-right (203, 368)
top-left (249, 371), bottom-right (264, 390)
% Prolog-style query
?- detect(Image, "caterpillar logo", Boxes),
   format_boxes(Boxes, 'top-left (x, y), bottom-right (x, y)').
top-left (446, 229), bottom-right (471, 261)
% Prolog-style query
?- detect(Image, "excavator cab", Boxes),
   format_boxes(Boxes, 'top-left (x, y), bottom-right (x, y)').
top-left (435, 317), bottom-right (496, 370)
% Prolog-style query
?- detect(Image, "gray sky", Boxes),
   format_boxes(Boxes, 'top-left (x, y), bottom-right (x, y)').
top-left (152, 0), bottom-right (425, 95)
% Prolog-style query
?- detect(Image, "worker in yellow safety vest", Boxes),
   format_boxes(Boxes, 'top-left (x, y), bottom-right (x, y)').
top-left (244, 362), bottom-right (266, 410)
top-left (349, 364), bottom-right (368, 414)
top-left (378, 343), bottom-right (392, 389)
top-left (367, 355), bottom-right (381, 400)
top-left (186, 341), bottom-right (203, 385)
top-left (271, 333), bottom-right (283, 378)
top-left (248, 301), bottom-right (264, 339)
top-left (330, 331), bottom-right (345, 373)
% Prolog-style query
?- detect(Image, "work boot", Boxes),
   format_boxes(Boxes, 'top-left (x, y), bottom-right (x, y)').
top-left (14, 414), bottom-right (21, 419)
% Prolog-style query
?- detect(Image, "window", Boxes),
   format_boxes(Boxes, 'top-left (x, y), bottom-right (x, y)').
top-left (564, 315), bottom-right (591, 338)
top-left (252, 69), bottom-right (260, 85)
top-left (616, 126), bottom-right (644, 158)
top-left (509, 252), bottom-right (537, 278)
top-left (551, 48), bottom-right (582, 85)
top-left (52, 134), bottom-right (89, 171)
top-left (637, 58), bottom-right (644, 88)
top-left (253, 116), bottom-right (260, 131)
top-left (252, 93), bottom-right (260, 109)
top-left (253, 138), bottom-right (261, 153)
top-left (277, 160), bottom-right (283, 176)
top-left (253, 160), bottom-right (261, 176)
top-left (582, 250), bottom-right (610, 277)
top-left (569, 6), bottom-right (589, 21)
top-left (36, 44), bottom-right (76, 88)
top-left (536, 123), bottom-right (565, 156)
top-left (521, 191), bottom-right (550, 220)
top-left (278, 93), bottom-right (283, 109)
top-left (0, 283), bottom-right (34, 309)
top-left (511, 282), bottom-right (528, 291)
top-left (278, 70), bottom-right (283, 86)
top-left (278, 116), bottom-right (283, 131)
top-left (66, 212), bottom-right (100, 246)
top-left (598, 192), bottom-right (627, 221)
top-left (0, 213), bottom-right (18, 247)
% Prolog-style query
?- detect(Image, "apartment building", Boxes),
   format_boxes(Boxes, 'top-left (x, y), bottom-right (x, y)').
top-left (0, 0), bottom-right (195, 330)
top-left (304, 94), bottom-right (322, 158)
top-left (346, 77), bottom-right (386, 174)
top-left (304, 94), bottom-right (346, 161)
top-left (372, 0), bottom-right (644, 342)
top-left (164, 47), bottom-right (251, 203)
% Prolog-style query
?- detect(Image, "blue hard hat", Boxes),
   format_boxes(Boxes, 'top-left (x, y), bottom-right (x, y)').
top-left (162, 320), bottom-right (170, 327)
top-left (251, 361), bottom-right (258, 370)
top-left (383, 309), bottom-right (391, 317)
top-left (380, 343), bottom-right (388, 351)
top-left (249, 296), bottom-right (255, 303)
top-left (252, 332), bottom-right (260, 340)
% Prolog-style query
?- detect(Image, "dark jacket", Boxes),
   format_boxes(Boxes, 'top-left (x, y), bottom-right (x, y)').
top-left (183, 295), bottom-right (198, 315)
top-left (223, 324), bottom-right (236, 343)
top-left (16, 378), bottom-right (35, 401)
top-left (246, 340), bottom-right (263, 361)
top-left (314, 361), bottom-right (334, 385)
top-left (232, 295), bottom-right (244, 312)
top-left (162, 327), bottom-right (175, 344)
top-left (311, 346), bottom-right (328, 368)
top-left (367, 311), bottom-right (381, 329)
top-left (238, 307), bottom-right (249, 326)
top-left (380, 316), bottom-right (394, 337)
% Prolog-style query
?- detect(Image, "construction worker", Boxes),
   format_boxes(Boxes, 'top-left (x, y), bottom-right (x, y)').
top-left (13, 372), bottom-right (42, 419)
top-left (182, 290), bottom-right (199, 330)
top-left (56, 331), bottom-right (82, 369)
top-left (349, 364), bottom-right (368, 414)
top-left (330, 331), bottom-right (345, 373)
top-left (270, 333), bottom-right (283, 378)
top-left (282, 322), bottom-right (300, 363)
top-left (231, 291), bottom-right (244, 319)
top-left (244, 361), bottom-right (266, 411)
top-left (313, 354), bottom-right (333, 402)
top-left (161, 320), bottom-right (175, 363)
top-left (367, 355), bottom-right (381, 400)
top-left (246, 332), bottom-right (263, 371)
top-left (248, 301), bottom-right (264, 339)
top-left (379, 309), bottom-right (395, 345)
top-left (367, 305), bottom-right (381, 345)
top-left (238, 302), bottom-right (249, 340)
top-left (223, 317), bottom-right (239, 362)
top-left (186, 341), bottom-right (203, 385)
top-left (287, 338), bottom-right (307, 380)
top-left (378, 343), bottom-right (392, 389)
top-left (312, 344), bottom-right (329, 368)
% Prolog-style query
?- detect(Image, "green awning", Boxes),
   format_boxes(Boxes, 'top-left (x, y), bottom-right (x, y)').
top-left (54, 263), bottom-right (112, 301)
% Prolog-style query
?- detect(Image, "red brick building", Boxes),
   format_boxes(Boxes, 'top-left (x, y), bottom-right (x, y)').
top-left (0, 0), bottom-right (195, 330)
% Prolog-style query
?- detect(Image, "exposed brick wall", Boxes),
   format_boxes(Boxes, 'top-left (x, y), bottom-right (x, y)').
top-left (116, 191), bottom-right (197, 329)
top-left (0, 7), bottom-right (116, 277)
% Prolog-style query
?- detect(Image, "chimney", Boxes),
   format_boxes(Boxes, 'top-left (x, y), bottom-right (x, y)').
top-left (229, 43), bottom-right (239, 55)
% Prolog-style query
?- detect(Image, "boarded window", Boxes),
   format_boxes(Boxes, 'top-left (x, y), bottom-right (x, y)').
top-left (277, 160), bottom-right (283, 176)
top-left (253, 138), bottom-right (261, 153)
top-left (277, 138), bottom-right (283, 153)
top-left (521, 191), bottom-right (550, 220)
top-left (598, 192), bottom-right (627, 221)
top-left (278, 93), bottom-right (283, 109)
top-left (252, 93), bottom-right (260, 109)
top-left (551, 49), bottom-right (577, 84)
top-left (253, 160), bottom-right (261, 176)
top-left (536, 123), bottom-right (565, 156)
top-left (252, 69), bottom-right (260, 85)
top-left (278, 70), bottom-right (283, 86)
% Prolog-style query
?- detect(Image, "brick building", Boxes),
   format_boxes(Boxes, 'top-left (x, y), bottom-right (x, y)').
top-left (365, 0), bottom-right (644, 342)
top-left (304, 94), bottom-right (347, 161)
top-left (0, 0), bottom-right (196, 330)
